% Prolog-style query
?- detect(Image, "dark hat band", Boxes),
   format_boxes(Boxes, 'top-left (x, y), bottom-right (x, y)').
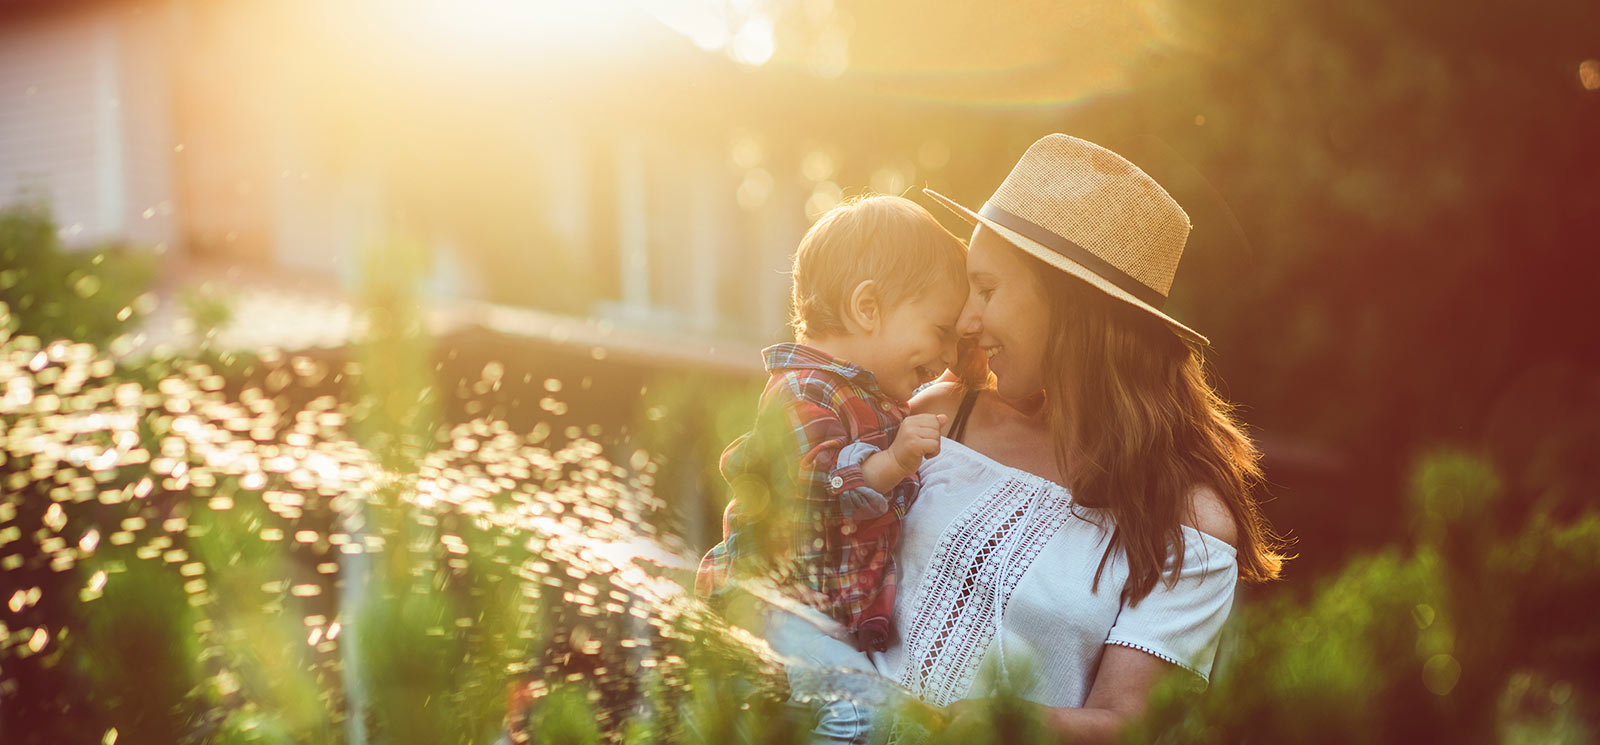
top-left (978, 202), bottom-right (1166, 309)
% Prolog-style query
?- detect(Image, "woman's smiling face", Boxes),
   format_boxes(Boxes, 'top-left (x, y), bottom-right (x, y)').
top-left (958, 227), bottom-right (1053, 400)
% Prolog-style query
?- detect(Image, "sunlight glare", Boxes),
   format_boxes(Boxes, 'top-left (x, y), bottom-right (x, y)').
top-left (397, 0), bottom-right (642, 51)
top-left (728, 16), bottom-right (776, 66)
top-left (639, 0), bottom-right (731, 52)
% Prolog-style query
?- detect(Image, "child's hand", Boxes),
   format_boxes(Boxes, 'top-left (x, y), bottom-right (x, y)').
top-left (889, 413), bottom-right (947, 474)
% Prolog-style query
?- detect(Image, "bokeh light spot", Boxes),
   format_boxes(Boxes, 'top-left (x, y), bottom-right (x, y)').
top-left (1580, 59), bottom-right (1600, 91)
top-left (1423, 654), bottom-right (1461, 695)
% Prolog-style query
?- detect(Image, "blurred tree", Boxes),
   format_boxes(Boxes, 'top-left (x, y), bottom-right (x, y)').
top-left (1094, 0), bottom-right (1600, 569)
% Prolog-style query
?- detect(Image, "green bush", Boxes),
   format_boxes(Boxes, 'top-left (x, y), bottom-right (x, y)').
top-left (0, 202), bottom-right (155, 348)
top-left (1132, 452), bottom-right (1600, 744)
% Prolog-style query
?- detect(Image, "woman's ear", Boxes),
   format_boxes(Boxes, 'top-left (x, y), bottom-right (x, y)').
top-left (844, 280), bottom-right (881, 334)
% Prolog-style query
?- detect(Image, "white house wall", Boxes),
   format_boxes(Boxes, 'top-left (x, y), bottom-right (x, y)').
top-left (533, 118), bottom-right (591, 257)
top-left (1, 11), bottom-right (106, 241)
top-left (0, 4), bottom-right (177, 250)
top-left (114, 3), bottom-right (178, 251)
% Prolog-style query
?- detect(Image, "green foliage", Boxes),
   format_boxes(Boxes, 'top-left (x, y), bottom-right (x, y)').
top-left (1130, 451), bottom-right (1600, 744)
top-left (350, 232), bottom-right (441, 471)
top-left (630, 371), bottom-right (767, 540)
top-left (186, 491), bottom-right (344, 745)
top-left (77, 557), bottom-right (213, 744)
top-left (0, 202), bottom-right (155, 347)
top-left (181, 284), bottom-right (235, 337)
top-left (526, 685), bottom-right (605, 745)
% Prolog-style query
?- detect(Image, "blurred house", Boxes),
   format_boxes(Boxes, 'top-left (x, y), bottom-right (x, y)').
top-left (0, 0), bottom-right (179, 251)
top-left (1, 0), bottom-right (1368, 595)
top-left (0, 0), bottom-right (930, 369)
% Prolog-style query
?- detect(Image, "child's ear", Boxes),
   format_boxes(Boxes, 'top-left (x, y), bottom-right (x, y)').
top-left (845, 280), bottom-right (881, 333)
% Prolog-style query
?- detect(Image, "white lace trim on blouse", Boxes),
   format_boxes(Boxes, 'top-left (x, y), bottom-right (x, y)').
top-left (893, 475), bottom-right (1073, 706)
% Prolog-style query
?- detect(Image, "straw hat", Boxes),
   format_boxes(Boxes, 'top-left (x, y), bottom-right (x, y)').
top-left (925, 134), bottom-right (1208, 345)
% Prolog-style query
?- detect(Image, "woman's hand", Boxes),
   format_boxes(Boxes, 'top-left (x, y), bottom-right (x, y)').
top-left (939, 697), bottom-right (1056, 741)
top-left (941, 697), bottom-right (998, 727)
top-left (937, 698), bottom-right (993, 740)
top-left (939, 696), bottom-right (1125, 745)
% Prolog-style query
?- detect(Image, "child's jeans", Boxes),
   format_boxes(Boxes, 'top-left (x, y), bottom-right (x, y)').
top-left (762, 607), bottom-right (882, 745)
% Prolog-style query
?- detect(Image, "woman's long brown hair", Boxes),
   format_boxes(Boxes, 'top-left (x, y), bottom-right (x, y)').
top-left (1029, 258), bottom-right (1287, 604)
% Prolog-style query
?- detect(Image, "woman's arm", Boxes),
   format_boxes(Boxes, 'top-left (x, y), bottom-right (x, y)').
top-left (1060, 645), bottom-right (1177, 739)
top-left (943, 646), bottom-right (1173, 744)
top-left (908, 379), bottom-right (965, 436)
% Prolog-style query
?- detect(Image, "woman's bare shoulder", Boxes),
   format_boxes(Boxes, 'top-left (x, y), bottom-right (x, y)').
top-left (1184, 485), bottom-right (1238, 547)
top-left (909, 380), bottom-right (968, 431)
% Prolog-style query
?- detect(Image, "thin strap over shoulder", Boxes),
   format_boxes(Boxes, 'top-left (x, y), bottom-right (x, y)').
top-left (946, 388), bottom-right (980, 444)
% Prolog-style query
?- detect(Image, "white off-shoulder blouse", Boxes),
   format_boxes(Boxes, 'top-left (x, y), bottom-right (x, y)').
top-left (869, 438), bottom-right (1239, 709)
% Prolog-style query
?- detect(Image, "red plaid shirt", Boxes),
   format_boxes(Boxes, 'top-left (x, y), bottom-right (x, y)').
top-left (696, 343), bottom-right (918, 652)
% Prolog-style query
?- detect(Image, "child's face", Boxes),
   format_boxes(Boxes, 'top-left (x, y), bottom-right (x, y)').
top-left (863, 276), bottom-right (967, 402)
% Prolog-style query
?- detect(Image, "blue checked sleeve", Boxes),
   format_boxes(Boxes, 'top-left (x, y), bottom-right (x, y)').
top-left (834, 442), bottom-right (888, 520)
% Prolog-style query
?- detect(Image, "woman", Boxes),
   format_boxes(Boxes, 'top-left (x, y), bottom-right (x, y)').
top-left (871, 134), bottom-right (1286, 742)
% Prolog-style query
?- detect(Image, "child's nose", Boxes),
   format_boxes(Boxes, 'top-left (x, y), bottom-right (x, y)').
top-left (940, 337), bottom-right (959, 369)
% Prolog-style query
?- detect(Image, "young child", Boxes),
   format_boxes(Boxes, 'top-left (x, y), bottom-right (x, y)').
top-left (696, 194), bottom-right (968, 741)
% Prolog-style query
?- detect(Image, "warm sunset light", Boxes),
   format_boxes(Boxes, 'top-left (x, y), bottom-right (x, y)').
top-left (1, 0), bottom-right (1596, 743)
top-left (383, 0), bottom-right (647, 52)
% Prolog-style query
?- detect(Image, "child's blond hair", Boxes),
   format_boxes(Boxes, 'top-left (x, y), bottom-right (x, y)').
top-left (789, 195), bottom-right (967, 341)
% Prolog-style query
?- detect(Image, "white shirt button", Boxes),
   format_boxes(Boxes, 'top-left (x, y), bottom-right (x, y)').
top-left (830, 476), bottom-right (844, 489)
top-left (879, 400), bottom-right (891, 411)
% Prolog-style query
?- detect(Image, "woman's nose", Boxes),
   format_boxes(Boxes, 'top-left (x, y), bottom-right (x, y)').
top-left (956, 301), bottom-right (982, 336)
